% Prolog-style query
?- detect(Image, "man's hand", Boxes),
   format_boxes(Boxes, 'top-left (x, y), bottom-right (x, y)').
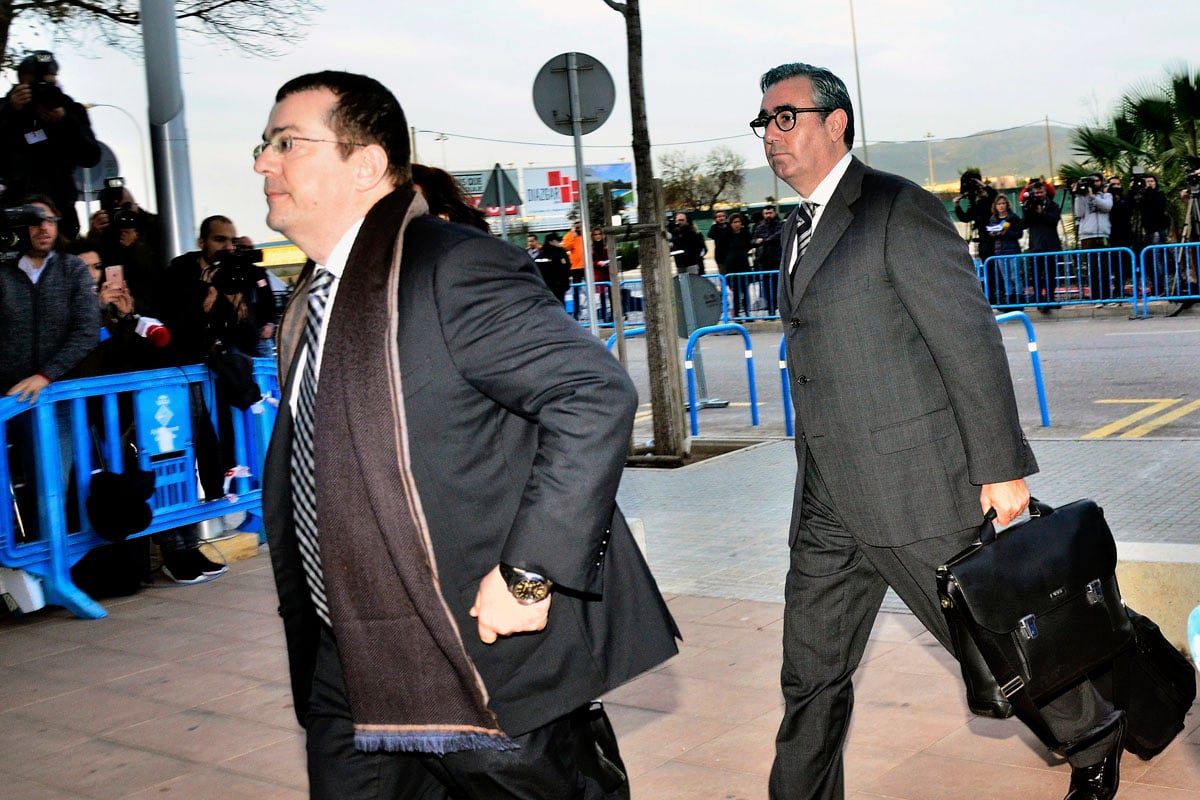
top-left (99, 283), bottom-right (133, 315)
top-left (7, 84), bottom-right (32, 112)
top-left (980, 479), bottom-right (1030, 528)
top-left (259, 322), bottom-right (276, 340)
top-left (118, 228), bottom-right (139, 248)
top-left (89, 209), bottom-right (110, 234)
top-left (469, 565), bottom-right (550, 644)
top-left (6, 374), bottom-right (50, 403)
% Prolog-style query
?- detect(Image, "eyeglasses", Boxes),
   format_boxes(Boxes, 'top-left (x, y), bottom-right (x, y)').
top-left (749, 107), bottom-right (833, 138)
top-left (33, 215), bottom-right (60, 226)
top-left (253, 132), bottom-right (367, 160)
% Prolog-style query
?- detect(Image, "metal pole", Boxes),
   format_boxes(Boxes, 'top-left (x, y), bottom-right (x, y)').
top-left (498, 165), bottom-right (508, 241)
top-left (568, 52), bottom-right (600, 335)
top-left (925, 132), bottom-right (935, 187)
top-left (140, 0), bottom-right (195, 259)
top-left (1045, 115), bottom-right (1054, 179)
top-left (848, 0), bottom-right (869, 165)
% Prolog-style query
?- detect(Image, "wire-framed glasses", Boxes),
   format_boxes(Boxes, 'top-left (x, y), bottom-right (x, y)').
top-left (253, 132), bottom-right (367, 160)
top-left (749, 107), bottom-right (833, 138)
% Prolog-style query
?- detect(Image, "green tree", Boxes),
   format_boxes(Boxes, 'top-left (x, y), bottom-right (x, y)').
top-left (1, 0), bottom-right (319, 66)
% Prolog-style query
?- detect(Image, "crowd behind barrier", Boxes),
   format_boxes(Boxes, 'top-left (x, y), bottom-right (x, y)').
top-left (0, 359), bottom-right (278, 619)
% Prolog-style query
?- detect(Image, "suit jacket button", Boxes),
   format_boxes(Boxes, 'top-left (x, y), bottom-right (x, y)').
top-left (796, 374), bottom-right (809, 385)
top-left (789, 317), bottom-right (801, 328)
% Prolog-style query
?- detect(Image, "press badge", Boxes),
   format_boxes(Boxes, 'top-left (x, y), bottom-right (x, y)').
top-left (25, 128), bottom-right (48, 145)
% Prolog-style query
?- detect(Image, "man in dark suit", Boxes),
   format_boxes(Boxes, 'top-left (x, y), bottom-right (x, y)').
top-left (254, 71), bottom-right (677, 799)
top-left (756, 63), bottom-right (1124, 800)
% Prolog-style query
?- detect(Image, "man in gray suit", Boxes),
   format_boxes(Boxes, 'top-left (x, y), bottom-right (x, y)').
top-left (756, 63), bottom-right (1124, 800)
top-left (255, 71), bottom-right (677, 799)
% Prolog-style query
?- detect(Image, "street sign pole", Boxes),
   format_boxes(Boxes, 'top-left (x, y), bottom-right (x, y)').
top-left (568, 53), bottom-right (599, 335)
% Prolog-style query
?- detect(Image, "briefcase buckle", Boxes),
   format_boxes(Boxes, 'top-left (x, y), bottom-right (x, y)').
top-left (1000, 676), bottom-right (1025, 698)
top-left (1085, 579), bottom-right (1104, 606)
top-left (1019, 614), bottom-right (1038, 640)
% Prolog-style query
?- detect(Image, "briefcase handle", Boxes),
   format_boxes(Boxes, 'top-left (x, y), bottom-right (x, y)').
top-left (979, 497), bottom-right (1056, 545)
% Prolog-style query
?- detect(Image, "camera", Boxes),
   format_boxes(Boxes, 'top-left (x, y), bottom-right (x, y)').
top-left (0, 205), bottom-right (45, 261)
top-left (1187, 172), bottom-right (1200, 197)
top-left (99, 177), bottom-right (139, 230)
top-left (959, 173), bottom-right (983, 196)
top-left (1073, 176), bottom-right (1097, 196)
top-left (208, 244), bottom-right (264, 296)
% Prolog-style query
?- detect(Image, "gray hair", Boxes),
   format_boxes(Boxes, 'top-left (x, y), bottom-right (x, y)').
top-left (759, 63), bottom-right (855, 149)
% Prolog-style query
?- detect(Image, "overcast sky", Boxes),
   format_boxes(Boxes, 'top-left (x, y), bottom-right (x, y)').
top-left (18, 0), bottom-right (1200, 243)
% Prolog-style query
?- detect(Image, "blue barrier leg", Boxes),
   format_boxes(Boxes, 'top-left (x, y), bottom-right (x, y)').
top-left (778, 335), bottom-right (793, 438)
top-left (994, 311), bottom-right (1050, 427)
top-left (685, 354), bottom-right (700, 436)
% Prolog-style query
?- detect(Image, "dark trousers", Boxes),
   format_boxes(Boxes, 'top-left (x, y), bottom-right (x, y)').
top-left (1080, 237), bottom-right (1113, 301)
top-left (306, 627), bottom-right (624, 800)
top-left (769, 451), bottom-right (1116, 800)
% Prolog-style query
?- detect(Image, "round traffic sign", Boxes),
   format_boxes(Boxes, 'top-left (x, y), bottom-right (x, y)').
top-left (532, 52), bottom-right (615, 136)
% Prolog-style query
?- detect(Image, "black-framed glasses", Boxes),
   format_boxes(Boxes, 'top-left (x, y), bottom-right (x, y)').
top-left (749, 107), bottom-right (833, 138)
top-left (253, 132), bottom-right (367, 160)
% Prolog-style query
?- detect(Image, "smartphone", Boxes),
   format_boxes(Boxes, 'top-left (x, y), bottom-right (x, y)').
top-left (104, 264), bottom-right (125, 290)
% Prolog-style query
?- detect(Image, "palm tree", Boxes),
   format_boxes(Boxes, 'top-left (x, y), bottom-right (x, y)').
top-left (1065, 64), bottom-right (1200, 234)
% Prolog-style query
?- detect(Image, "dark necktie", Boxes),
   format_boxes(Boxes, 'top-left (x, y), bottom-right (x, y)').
top-left (791, 201), bottom-right (817, 274)
top-left (292, 268), bottom-right (335, 626)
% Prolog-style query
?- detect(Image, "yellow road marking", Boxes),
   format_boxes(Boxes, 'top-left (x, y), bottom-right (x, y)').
top-left (1081, 399), bottom-right (1180, 439)
top-left (1120, 399), bottom-right (1200, 438)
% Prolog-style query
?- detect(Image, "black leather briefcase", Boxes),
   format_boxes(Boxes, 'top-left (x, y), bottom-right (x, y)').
top-left (937, 499), bottom-right (1135, 716)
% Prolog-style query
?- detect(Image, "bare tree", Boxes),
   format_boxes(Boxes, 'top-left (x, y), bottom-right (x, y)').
top-left (660, 149), bottom-right (705, 211)
top-left (603, 0), bottom-right (686, 460)
top-left (1, 0), bottom-right (321, 66)
top-left (660, 145), bottom-right (747, 211)
top-left (700, 145), bottom-right (746, 210)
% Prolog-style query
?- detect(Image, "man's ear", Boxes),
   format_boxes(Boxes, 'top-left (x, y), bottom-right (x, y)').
top-left (355, 143), bottom-right (391, 191)
top-left (825, 109), bottom-right (848, 144)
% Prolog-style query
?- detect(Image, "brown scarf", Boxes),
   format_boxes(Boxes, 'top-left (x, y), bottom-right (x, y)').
top-left (311, 186), bottom-right (514, 753)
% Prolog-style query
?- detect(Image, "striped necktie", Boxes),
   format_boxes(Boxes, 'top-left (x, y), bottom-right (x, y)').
top-left (790, 201), bottom-right (817, 274)
top-left (292, 268), bottom-right (335, 626)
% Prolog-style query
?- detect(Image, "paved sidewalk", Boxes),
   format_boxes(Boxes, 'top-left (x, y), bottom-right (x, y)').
top-left (0, 437), bottom-right (1197, 798)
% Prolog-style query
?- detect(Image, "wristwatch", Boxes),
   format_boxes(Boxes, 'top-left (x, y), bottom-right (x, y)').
top-left (498, 563), bottom-right (553, 605)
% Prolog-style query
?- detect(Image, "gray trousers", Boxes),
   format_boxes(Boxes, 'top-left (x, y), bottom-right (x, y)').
top-left (769, 451), bottom-right (1115, 800)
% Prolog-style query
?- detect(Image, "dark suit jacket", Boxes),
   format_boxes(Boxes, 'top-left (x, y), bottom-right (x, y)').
top-left (263, 214), bottom-right (678, 737)
top-left (778, 157), bottom-right (1037, 548)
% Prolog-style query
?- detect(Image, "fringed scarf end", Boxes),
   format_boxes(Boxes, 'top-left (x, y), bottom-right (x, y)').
top-left (354, 728), bottom-right (518, 755)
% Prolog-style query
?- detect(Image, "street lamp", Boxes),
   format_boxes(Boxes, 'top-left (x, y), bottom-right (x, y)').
top-left (84, 102), bottom-right (151, 203)
top-left (848, 0), bottom-right (869, 165)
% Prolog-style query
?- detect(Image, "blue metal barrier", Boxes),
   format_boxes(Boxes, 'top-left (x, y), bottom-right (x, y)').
top-left (1137, 242), bottom-right (1200, 317)
top-left (720, 270), bottom-right (781, 323)
top-left (685, 324), bottom-right (758, 436)
top-left (992, 311), bottom-right (1050, 427)
top-left (981, 247), bottom-right (1138, 311)
top-left (778, 314), bottom-right (1049, 434)
top-left (1, 360), bottom-right (279, 619)
top-left (778, 335), bottom-right (793, 438)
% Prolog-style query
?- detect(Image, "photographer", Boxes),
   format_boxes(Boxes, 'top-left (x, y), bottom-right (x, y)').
top-left (159, 215), bottom-right (269, 364)
top-left (953, 170), bottom-right (998, 263)
top-left (1020, 179), bottom-right (1063, 311)
top-left (85, 180), bottom-right (162, 313)
top-left (1072, 172), bottom-right (1114, 302)
top-left (0, 51), bottom-right (101, 239)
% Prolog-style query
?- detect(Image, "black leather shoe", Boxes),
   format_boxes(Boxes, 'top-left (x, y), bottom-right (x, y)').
top-left (1063, 711), bottom-right (1126, 800)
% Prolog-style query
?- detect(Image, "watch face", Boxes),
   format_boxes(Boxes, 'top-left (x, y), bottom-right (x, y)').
top-left (512, 578), bottom-right (550, 604)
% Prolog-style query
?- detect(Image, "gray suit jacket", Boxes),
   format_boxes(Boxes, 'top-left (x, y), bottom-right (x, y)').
top-left (263, 214), bottom-right (678, 737)
top-left (778, 157), bottom-right (1037, 548)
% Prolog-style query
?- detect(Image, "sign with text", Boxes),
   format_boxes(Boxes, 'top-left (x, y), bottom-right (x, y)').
top-left (522, 163), bottom-right (633, 218)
